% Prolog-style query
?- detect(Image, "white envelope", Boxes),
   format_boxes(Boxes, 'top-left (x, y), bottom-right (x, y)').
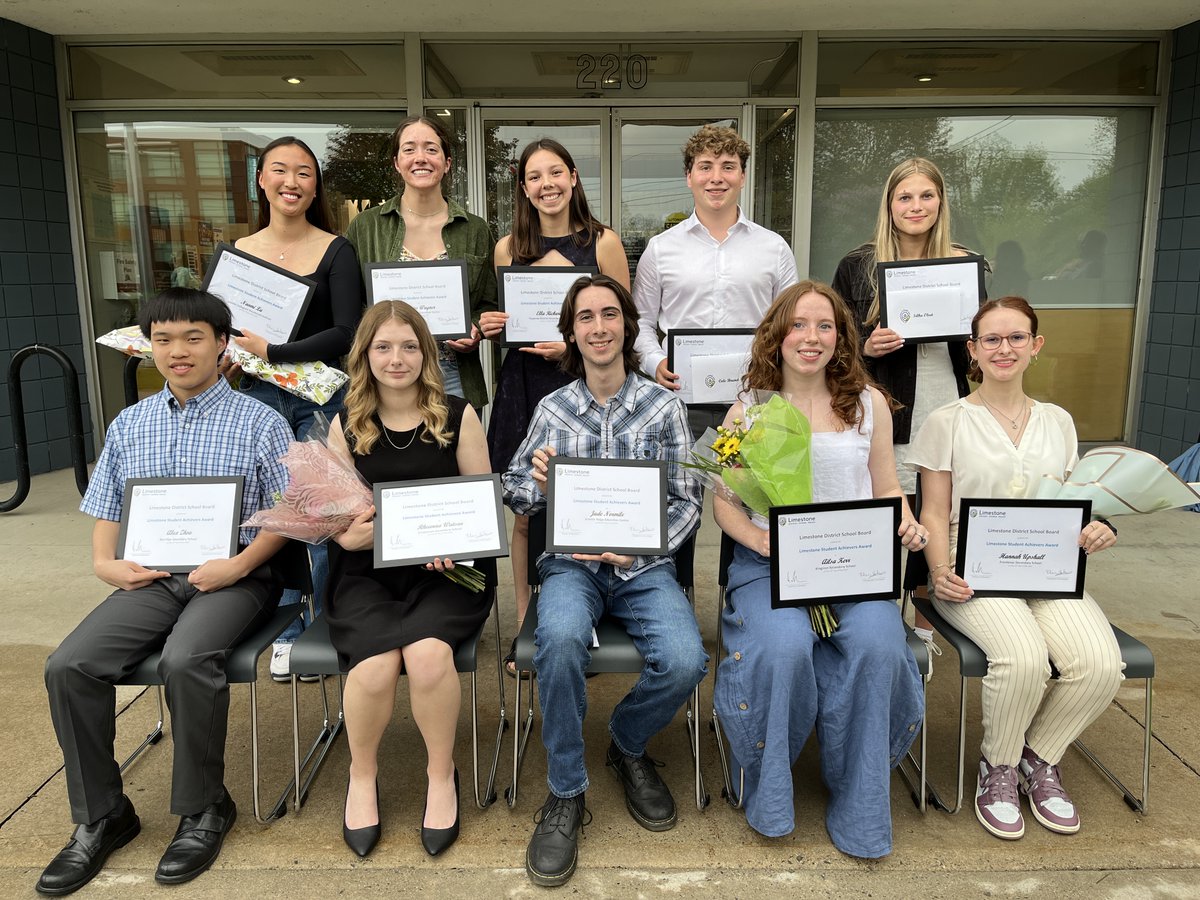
top-left (688, 352), bottom-right (748, 404)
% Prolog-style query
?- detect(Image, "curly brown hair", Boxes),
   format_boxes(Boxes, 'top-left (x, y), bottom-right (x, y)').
top-left (682, 124), bottom-right (750, 173)
top-left (743, 280), bottom-right (874, 430)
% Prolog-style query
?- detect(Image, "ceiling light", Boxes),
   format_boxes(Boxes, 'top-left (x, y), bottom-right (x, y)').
top-left (915, 73), bottom-right (935, 83)
top-left (283, 76), bottom-right (304, 85)
top-left (436, 109), bottom-right (452, 117)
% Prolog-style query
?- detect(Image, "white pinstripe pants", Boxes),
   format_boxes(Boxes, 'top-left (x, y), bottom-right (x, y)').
top-left (932, 592), bottom-right (1124, 767)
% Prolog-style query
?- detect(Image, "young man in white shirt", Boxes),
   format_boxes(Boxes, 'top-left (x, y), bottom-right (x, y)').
top-left (632, 124), bottom-right (798, 432)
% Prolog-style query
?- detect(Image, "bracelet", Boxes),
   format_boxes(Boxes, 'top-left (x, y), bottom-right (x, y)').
top-left (1097, 518), bottom-right (1117, 537)
top-left (929, 562), bottom-right (951, 577)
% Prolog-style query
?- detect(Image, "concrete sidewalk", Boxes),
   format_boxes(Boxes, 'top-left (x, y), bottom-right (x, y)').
top-left (1, 468), bottom-right (1199, 898)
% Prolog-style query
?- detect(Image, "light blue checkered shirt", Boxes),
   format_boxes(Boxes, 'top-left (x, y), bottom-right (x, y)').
top-left (81, 378), bottom-right (292, 545)
top-left (502, 372), bottom-right (701, 580)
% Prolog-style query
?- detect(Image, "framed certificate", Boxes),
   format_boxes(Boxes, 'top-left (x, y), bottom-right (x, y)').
top-left (117, 477), bottom-right (244, 573)
top-left (666, 328), bottom-right (754, 405)
top-left (363, 260), bottom-right (471, 339)
top-left (769, 498), bottom-right (901, 608)
top-left (374, 474), bottom-right (509, 568)
top-left (498, 265), bottom-right (598, 346)
top-left (955, 498), bottom-right (1090, 599)
top-left (546, 458), bottom-right (669, 556)
top-left (877, 255), bottom-right (985, 343)
top-left (201, 243), bottom-right (316, 345)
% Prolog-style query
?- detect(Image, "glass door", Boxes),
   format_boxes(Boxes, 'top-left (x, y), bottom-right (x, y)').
top-left (611, 108), bottom-right (740, 279)
top-left (478, 109), bottom-right (608, 243)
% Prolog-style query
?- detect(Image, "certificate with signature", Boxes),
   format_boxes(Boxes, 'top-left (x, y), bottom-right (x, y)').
top-left (374, 475), bottom-right (508, 569)
top-left (498, 266), bottom-right (598, 346)
top-left (877, 256), bottom-right (984, 343)
top-left (201, 244), bottom-right (316, 345)
top-left (364, 260), bottom-right (471, 339)
top-left (769, 498), bottom-right (901, 608)
top-left (666, 329), bottom-right (754, 405)
top-left (117, 477), bottom-right (244, 572)
top-left (956, 498), bottom-right (1089, 598)
top-left (546, 458), bottom-right (669, 556)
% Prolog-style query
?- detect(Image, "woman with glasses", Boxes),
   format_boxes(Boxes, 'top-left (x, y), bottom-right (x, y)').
top-left (908, 296), bottom-right (1122, 842)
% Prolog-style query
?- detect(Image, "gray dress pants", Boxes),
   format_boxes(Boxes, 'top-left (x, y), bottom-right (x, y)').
top-left (45, 566), bottom-right (278, 824)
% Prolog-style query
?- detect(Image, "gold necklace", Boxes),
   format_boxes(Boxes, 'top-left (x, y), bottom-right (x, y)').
top-left (381, 421), bottom-right (421, 451)
top-left (273, 228), bottom-right (310, 261)
top-left (978, 393), bottom-right (1028, 431)
top-left (403, 204), bottom-right (447, 219)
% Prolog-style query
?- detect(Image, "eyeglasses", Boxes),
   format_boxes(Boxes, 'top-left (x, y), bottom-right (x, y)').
top-left (973, 332), bottom-right (1031, 350)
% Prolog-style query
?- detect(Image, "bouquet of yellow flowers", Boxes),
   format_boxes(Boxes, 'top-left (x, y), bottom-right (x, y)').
top-left (686, 392), bottom-right (837, 636)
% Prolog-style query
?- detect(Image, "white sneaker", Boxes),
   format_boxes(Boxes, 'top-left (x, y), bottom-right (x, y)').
top-left (269, 643), bottom-right (291, 682)
top-left (975, 758), bottom-right (1025, 840)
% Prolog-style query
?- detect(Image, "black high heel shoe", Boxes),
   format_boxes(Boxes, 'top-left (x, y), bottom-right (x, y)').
top-left (420, 769), bottom-right (460, 857)
top-left (343, 777), bottom-right (381, 858)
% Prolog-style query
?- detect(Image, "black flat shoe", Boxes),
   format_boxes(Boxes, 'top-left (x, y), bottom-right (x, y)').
top-left (343, 777), bottom-right (381, 858)
top-left (420, 769), bottom-right (460, 857)
top-left (36, 795), bottom-right (140, 896)
top-left (154, 789), bottom-right (236, 884)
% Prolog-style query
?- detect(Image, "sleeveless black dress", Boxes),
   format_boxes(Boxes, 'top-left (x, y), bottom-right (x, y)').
top-left (326, 395), bottom-right (494, 670)
top-left (487, 230), bottom-right (600, 473)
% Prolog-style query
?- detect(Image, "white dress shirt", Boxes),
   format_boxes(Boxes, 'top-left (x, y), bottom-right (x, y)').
top-left (632, 208), bottom-right (798, 378)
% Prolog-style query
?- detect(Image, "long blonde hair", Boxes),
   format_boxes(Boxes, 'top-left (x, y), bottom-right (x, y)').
top-left (342, 301), bottom-right (453, 454)
top-left (864, 157), bottom-right (956, 325)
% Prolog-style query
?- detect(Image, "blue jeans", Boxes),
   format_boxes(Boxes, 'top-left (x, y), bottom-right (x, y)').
top-left (439, 354), bottom-right (464, 400)
top-left (533, 558), bottom-right (708, 798)
top-left (238, 377), bottom-right (346, 641)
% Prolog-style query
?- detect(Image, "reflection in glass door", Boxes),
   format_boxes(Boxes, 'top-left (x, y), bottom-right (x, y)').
top-left (613, 110), bottom-right (738, 279)
top-left (479, 111), bottom-right (606, 243)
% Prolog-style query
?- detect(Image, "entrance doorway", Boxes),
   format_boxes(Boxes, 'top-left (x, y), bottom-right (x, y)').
top-left (478, 107), bottom-right (740, 277)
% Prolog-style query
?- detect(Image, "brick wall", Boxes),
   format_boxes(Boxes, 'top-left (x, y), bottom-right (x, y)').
top-left (1138, 19), bottom-right (1200, 462)
top-left (0, 17), bottom-right (93, 484)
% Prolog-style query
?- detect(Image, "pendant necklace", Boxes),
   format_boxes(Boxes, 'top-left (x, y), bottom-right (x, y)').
top-left (404, 204), bottom-right (447, 218)
top-left (275, 229), bottom-right (309, 261)
top-left (978, 393), bottom-right (1028, 431)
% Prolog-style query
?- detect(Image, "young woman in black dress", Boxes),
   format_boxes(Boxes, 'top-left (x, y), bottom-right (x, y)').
top-left (327, 301), bottom-right (492, 858)
top-left (478, 139), bottom-right (629, 672)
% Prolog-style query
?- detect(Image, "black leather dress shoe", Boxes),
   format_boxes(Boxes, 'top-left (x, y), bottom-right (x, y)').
top-left (420, 769), bottom-right (460, 857)
top-left (606, 740), bottom-right (677, 831)
top-left (525, 791), bottom-right (589, 887)
top-left (343, 778), bottom-right (380, 858)
top-left (36, 795), bottom-right (140, 896)
top-left (154, 789), bottom-right (236, 884)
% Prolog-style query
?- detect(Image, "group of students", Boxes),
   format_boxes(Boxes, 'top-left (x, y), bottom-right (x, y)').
top-left (34, 121), bottom-right (1125, 896)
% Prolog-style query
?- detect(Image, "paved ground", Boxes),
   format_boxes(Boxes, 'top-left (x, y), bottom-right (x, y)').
top-left (2, 468), bottom-right (1199, 898)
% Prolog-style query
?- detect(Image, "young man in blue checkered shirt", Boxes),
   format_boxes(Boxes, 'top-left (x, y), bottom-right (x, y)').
top-left (38, 289), bottom-right (293, 896)
top-left (502, 274), bottom-right (707, 888)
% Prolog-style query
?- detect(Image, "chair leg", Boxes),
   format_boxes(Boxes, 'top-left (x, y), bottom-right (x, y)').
top-left (249, 681), bottom-right (290, 824)
top-left (506, 670), bottom-right (536, 809)
top-left (954, 674), bottom-right (969, 814)
top-left (710, 586), bottom-right (744, 809)
top-left (685, 682), bottom-right (709, 810)
top-left (118, 686), bottom-right (166, 774)
top-left (289, 673), bottom-right (345, 812)
top-left (472, 609), bottom-right (508, 810)
top-left (1072, 676), bottom-right (1152, 815)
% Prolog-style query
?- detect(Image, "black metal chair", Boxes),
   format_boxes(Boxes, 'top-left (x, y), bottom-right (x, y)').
top-left (507, 513), bottom-right (708, 811)
top-left (116, 539), bottom-right (311, 823)
top-left (710, 532), bottom-right (934, 812)
top-left (285, 562), bottom-right (507, 812)
top-left (911, 595), bottom-right (1154, 815)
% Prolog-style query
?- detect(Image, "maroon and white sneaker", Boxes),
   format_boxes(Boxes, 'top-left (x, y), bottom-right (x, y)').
top-left (975, 759), bottom-right (1024, 839)
top-left (1019, 747), bottom-right (1080, 834)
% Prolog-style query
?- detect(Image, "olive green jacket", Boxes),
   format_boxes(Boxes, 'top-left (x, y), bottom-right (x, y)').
top-left (346, 196), bottom-right (498, 409)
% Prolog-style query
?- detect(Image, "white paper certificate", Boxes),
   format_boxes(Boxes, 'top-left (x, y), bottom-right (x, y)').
top-left (201, 244), bottom-right (316, 345)
top-left (877, 256), bottom-right (985, 343)
top-left (546, 458), bottom-right (669, 556)
top-left (117, 477), bottom-right (243, 572)
top-left (769, 498), bottom-right (901, 608)
top-left (498, 266), bottom-right (598, 346)
top-left (374, 475), bottom-right (508, 568)
top-left (666, 329), bottom-right (754, 405)
top-left (956, 499), bottom-right (1089, 598)
top-left (364, 260), bottom-right (471, 339)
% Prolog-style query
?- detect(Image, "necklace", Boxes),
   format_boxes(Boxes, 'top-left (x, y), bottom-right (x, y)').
top-left (974, 393), bottom-right (1032, 434)
top-left (381, 421), bottom-right (422, 451)
top-left (273, 229), bottom-right (309, 261)
top-left (403, 204), bottom-right (447, 219)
